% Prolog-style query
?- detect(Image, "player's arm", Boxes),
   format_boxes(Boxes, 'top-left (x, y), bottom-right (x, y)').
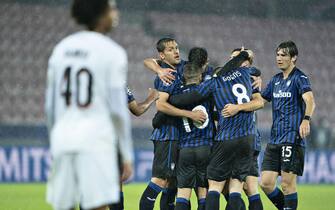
top-left (45, 59), bottom-right (56, 132)
top-left (144, 58), bottom-right (176, 84)
top-left (299, 91), bottom-right (315, 138)
top-left (215, 51), bottom-right (250, 76)
top-left (222, 93), bottom-right (264, 117)
top-left (156, 91), bottom-right (207, 123)
top-left (128, 88), bottom-right (159, 116)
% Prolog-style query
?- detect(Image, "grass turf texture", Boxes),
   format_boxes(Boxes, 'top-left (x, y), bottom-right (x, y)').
top-left (0, 183), bottom-right (334, 210)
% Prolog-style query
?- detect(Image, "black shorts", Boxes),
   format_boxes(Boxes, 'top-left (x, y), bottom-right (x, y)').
top-left (207, 135), bottom-right (254, 182)
top-left (177, 145), bottom-right (211, 188)
top-left (261, 143), bottom-right (305, 176)
top-left (248, 150), bottom-right (260, 177)
top-left (152, 141), bottom-right (179, 179)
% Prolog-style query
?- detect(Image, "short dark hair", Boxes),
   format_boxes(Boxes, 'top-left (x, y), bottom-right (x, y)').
top-left (188, 47), bottom-right (208, 68)
top-left (71, 0), bottom-right (110, 30)
top-left (276, 41), bottom-right (298, 57)
top-left (231, 48), bottom-right (252, 64)
top-left (156, 37), bottom-right (176, 52)
top-left (183, 63), bottom-right (202, 83)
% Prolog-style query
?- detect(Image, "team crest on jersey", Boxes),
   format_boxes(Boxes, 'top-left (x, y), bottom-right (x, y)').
top-left (286, 80), bottom-right (291, 87)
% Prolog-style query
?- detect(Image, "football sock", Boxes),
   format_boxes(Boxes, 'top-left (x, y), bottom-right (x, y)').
top-left (175, 197), bottom-right (190, 210)
top-left (248, 194), bottom-right (263, 210)
top-left (284, 192), bottom-right (298, 210)
top-left (266, 187), bottom-right (284, 210)
top-left (226, 192), bottom-right (245, 210)
top-left (205, 191), bottom-right (220, 210)
top-left (197, 198), bottom-right (206, 210)
top-left (139, 181), bottom-right (163, 210)
top-left (160, 188), bottom-right (177, 210)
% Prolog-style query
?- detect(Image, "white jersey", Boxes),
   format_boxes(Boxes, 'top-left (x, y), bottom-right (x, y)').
top-left (45, 31), bottom-right (133, 162)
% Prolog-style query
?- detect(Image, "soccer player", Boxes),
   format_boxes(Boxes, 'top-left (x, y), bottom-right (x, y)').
top-left (222, 48), bottom-right (263, 210)
top-left (45, 1), bottom-right (133, 210)
top-left (173, 63), bottom-right (215, 210)
top-left (260, 41), bottom-right (315, 210)
top-left (139, 38), bottom-right (207, 210)
top-left (199, 57), bottom-right (264, 210)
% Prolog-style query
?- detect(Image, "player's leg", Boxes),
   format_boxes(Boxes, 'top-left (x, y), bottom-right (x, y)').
top-left (281, 172), bottom-right (297, 210)
top-left (226, 179), bottom-right (245, 210)
top-left (244, 151), bottom-right (263, 210)
top-left (206, 180), bottom-right (226, 210)
top-left (196, 187), bottom-right (207, 210)
top-left (206, 141), bottom-right (231, 210)
top-left (227, 136), bottom-right (254, 210)
top-left (195, 145), bottom-right (211, 210)
top-left (46, 154), bottom-right (78, 210)
top-left (160, 141), bottom-right (179, 210)
top-left (280, 144), bottom-right (305, 210)
top-left (175, 188), bottom-right (192, 210)
top-left (175, 147), bottom-right (196, 210)
top-left (244, 176), bottom-right (263, 210)
top-left (140, 141), bottom-right (173, 210)
top-left (160, 178), bottom-right (177, 210)
top-left (260, 144), bottom-right (284, 210)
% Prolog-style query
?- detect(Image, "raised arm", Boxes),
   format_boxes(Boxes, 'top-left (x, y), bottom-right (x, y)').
top-left (215, 51), bottom-right (250, 76)
top-left (144, 58), bottom-right (176, 84)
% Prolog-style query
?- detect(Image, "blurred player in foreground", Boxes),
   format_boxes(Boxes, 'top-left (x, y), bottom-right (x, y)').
top-left (109, 87), bottom-right (159, 210)
top-left (45, 0), bottom-right (133, 209)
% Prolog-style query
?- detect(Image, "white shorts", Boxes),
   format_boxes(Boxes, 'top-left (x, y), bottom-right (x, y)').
top-left (46, 151), bottom-right (120, 210)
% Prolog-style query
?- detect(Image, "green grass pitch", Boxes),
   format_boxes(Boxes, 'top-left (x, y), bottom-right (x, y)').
top-left (0, 183), bottom-right (334, 210)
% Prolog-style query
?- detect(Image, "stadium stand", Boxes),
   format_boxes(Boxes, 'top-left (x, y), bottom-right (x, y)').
top-left (0, 2), bottom-right (334, 136)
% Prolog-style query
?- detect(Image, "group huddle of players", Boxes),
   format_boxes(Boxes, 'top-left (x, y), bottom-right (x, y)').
top-left (133, 37), bottom-right (314, 210)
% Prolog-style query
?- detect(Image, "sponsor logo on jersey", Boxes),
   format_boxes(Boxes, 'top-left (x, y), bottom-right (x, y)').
top-left (300, 75), bottom-right (308, 79)
top-left (222, 71), bottom-right (242, 82)
top-left (273, 90), bottom-right (292, 98)
top-left (275, 81), bottom-right (280, 85)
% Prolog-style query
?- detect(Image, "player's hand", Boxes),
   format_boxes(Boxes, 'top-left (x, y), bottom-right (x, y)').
top-left (121, 161), bottom-right (133, 182)
top-left (147, 88), bottom-right (159, 102)
top-left (299, 120), bottom-right (310, 138)
top-left (189, 110), bottom-right (207, 123)
top-left (158, 68), bottom-right (176, 84)
top-left (222, 104), bottom-right (240, 117)
top-left (251, 76), bottom-right (262, 90)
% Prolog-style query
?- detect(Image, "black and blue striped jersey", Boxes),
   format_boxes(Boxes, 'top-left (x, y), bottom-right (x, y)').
top-left (262, 67), bottom-right (312, 147)
top-left (177, 83), bottom-right (215, 148)
top-left (150, 60), bottom-right (186, 141)
top-left (199, 67), bottom-right (258, 141)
